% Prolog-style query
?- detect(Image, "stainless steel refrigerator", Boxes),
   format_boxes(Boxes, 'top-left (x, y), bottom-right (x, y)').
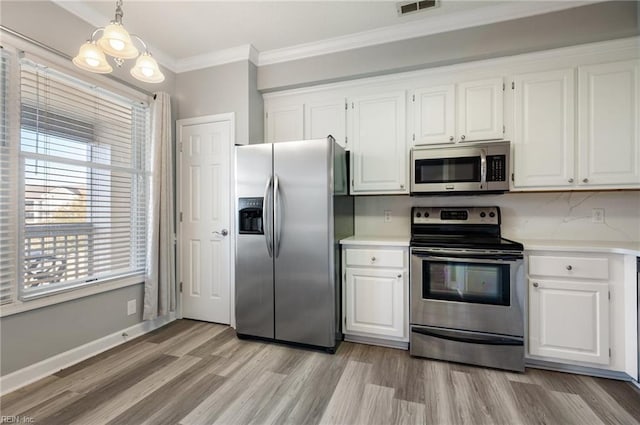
top-left (235, 137), bottom-right (353, 351)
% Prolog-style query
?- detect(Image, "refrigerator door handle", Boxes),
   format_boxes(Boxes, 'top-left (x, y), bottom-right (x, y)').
top-left (274, 174), bottom-right (282, 258)
top-left (263, 175), bottom-right (273, 257)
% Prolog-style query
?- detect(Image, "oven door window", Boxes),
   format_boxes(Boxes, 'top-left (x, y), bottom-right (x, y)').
top-left (422, 260), bottom-right (510, 305)
top-left (415, 157), bottom-right (481, 184)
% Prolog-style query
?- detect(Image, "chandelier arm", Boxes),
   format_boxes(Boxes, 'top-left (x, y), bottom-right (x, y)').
top-left (89, 28), bottom-right (105, 42)
top-left (129, 34), bottom-right (149, 53)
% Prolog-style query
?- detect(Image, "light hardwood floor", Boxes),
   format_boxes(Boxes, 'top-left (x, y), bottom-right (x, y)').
top-left (2, 319), bottom-right (639, 425)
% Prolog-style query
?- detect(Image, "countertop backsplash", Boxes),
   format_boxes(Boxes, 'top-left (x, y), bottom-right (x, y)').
top-left (354, 191), bottom-right (640, 244)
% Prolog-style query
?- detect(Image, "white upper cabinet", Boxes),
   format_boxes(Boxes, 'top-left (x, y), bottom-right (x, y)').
top-left (265, 103), bottom-right (304, 143)
top-left (304, 99), bottom-right (347, 149)
top-left (457, 77), bottom-right (504, 142)
top-left (413, 85), bottom-right (455, 145)
top-left (349, 91), bottom-right (407, 194)
top-left (412, 77), bottom-right (504, 146)
top-left (512, 69), bottom-right (576, 188)
top-left (578, 60), bottom-right (640, 187)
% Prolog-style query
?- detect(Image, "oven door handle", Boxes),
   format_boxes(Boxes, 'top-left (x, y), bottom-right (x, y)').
top-left (412, 253), bottom-right (521, 264)
top-left (411, 327), bottom-right (523, 346)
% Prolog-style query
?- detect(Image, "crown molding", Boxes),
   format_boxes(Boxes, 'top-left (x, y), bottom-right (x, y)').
top-left (174, 44), bottom-right (259, 73)
top-left (256, 0), bottom-right (601, 66)
top-left (53, 0), bottom-right (601, 73)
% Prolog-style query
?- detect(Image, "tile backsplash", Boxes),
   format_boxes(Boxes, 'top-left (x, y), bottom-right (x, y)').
top-left (354, 191), bottom-right (640, 242)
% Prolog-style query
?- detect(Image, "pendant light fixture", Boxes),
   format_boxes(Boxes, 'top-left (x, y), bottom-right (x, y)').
top-left (73, 0), bottom-right (164, 83)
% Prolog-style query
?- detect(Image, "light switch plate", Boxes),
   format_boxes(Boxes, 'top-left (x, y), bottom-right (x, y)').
top-left (127, 299), bottom-right (136, 316)
top-left (591, 208), bottom-right (605, 224)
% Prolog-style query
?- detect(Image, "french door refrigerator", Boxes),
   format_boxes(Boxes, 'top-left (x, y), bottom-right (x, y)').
top-left (235, 137), bottom-right (353, 351)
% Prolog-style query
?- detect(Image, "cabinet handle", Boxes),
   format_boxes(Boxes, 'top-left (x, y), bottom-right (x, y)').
top-left (566, 265), bottom-right (573, 271)
top-left (568, 178), bottom-right (574, 183)
top-left (371, 256), bottom-right (376, 262)
top-left (397, 274), bottom-right (402, 278)
top-left (582, 178), bottom-right (589, 183)
top-left (449, 136), bottom-right (454, 141)
top-left (532, 282), bottom-right (539, 288)
top-left (460, 135), bottom-right (466, 140)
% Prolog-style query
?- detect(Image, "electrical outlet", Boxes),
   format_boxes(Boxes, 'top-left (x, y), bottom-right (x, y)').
top-left (384, 210), bottom-right (392, 223)
top-left (127, 299), bottom-right (137, 316)
top-left (591, 208), bottom-right (605, 224)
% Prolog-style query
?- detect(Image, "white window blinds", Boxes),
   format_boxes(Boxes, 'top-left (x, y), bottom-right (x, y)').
top-left (0, 49), bottom-right (15, 305)
top-left (19, 58), bottom-right (150, 298)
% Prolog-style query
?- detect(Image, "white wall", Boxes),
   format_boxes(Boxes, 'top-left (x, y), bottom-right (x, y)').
top-left (355, 191), bottom-right (640, 243)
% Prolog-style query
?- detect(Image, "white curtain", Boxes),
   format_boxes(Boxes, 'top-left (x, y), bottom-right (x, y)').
top-left (143, 92), bottom-right (176, 320)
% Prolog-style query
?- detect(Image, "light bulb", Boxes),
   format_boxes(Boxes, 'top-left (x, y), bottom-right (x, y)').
top-left (85, 57), bottom-right (100, 67)
top-left (141, 66), bottom-right (154, 77)
top-left (109, 39), bottom-right (126, 51)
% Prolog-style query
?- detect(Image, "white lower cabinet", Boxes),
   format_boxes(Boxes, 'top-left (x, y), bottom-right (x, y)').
top-left (342, 244), bottom-right (409, 345)
top-left (526, 250), bottom-right (638, 378)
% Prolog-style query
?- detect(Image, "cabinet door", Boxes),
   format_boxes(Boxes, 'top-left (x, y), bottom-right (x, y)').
top-left (457, 77), bottom-right (504, 142)
top-left (412, 85), bottom-right (455, 145)
top-left (529, 279), bottom-right (610, 364)
top-left (578, 60), bottom-right (640, 186)
top-left (513, 69), bottom-right (575, 188)
top-left (265, 103), bottom-right (304, 143)
top-left (350, 91), bottom-right (407, 194)
top-left (345, 268), bottom-right (405, 338)
top-left (305, 99), bottom-right (347, 149)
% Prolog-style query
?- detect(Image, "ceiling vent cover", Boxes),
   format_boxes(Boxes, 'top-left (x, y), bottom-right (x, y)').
top-left (397, 0), bottom-right (440, 16)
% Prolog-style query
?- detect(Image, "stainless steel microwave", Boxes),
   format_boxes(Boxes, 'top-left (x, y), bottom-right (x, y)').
top-left (411, 141), bottom-right (510, 195)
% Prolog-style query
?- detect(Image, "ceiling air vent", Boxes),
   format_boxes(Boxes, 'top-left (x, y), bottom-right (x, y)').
top-left (397, 0), bottom-right (439, 16)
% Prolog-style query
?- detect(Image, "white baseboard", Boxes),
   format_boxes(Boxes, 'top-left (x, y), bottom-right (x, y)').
top-left (344, 334), bottom-right (409, 350)
top-left (0, 313), bottom-right (176, 396)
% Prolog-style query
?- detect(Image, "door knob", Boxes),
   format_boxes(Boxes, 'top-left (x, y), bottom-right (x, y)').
top-left (568, 178), bottom-right (574, 183)
top-left (566, 265), bottom-right (572, 271)
top-left (532, 282), bottom-right (539, 288)
top-left (582, 178), bottom-right (589, 183)
top-left (449, 136), bottom-right (454, 141)
top-left (213, 229), bottom-right (229, 237)
top-left (460, 135), bottom-right (466, 140)
top-left (371, 256), bottom-right (376, 262)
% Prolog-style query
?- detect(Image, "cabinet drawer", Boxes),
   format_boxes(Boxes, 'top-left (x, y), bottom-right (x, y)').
top-left (528, 255), bottom-right (609, 280)
top-left (345, 248), bottom-right (404, 268)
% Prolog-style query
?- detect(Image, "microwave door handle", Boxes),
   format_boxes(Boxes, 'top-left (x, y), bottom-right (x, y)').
top-left (480, 149), bottom-right (487, 188)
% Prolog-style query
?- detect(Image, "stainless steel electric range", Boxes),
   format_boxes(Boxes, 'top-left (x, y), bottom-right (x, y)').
top-left (409, 206), bottom-right (526, 372)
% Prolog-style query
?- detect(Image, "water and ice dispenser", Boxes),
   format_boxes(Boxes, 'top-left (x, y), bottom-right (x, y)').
top-left (238, 197), bottom-right (264, 234)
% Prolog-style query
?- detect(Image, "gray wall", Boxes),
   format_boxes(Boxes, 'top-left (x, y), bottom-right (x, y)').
top-left (1, 285), bottom-right (144, 375)
top-left (175, 60), bottom-right (264, 145)
top-left (0, 1), bottom-right (175, 377)
top-left (258, 1), bottom-right (640, 91)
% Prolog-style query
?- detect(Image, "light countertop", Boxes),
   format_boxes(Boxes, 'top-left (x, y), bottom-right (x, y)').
top-left (340, 235), bottom-right (410, 247)
top-left (522, 239), bottom-right (640, 256)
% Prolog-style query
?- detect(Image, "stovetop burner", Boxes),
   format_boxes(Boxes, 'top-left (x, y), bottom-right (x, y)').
top-left (410, 206), bottom-right (523, 252)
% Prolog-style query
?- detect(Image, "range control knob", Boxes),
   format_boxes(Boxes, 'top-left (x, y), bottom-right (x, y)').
top-left (480, 212), bottom-right (486, 218)
top-left (416, 212), bottom-right (422, 218)
top-left (489, 212), bottom-right (496, 218)
top-left (424, 212), bottom-right (429, 218)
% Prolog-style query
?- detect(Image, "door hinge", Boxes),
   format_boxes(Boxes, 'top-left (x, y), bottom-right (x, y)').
top-left (412, 94), bottom-right (415, 102)
top-left (503, 125), bottom-right (505, 134)
top-left (351, 179), bottom-right (354, 187)
top-left (179, 212), bottom-right (183, 222)
top-left (512, 81), bottom-right (515, 90)
top-left (502, 83), bottom-right (505, 91)
top-left (345, 102), bottom-right (348, 110)
top-left (345, 136), bottom-right (348, 144)
top-left (179, 282), bottom-right (183, 293)
top-left (511, 172), bottom-right (514, 182)
top-left (608, 291), bottom-right (611, 300)
top-left (179, 142), bottom-right (183, 153)
top-left (351, 102), bottom-right (354, 109)
top-left (412, 133), bottom-right (415, 141)
top-left (609, 348), bottom-right (611, 357)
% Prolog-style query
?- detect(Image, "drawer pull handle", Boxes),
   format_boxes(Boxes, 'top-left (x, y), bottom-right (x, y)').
top-left (371, 256), bottom-right (376, 262)
top-left (566, 265), bottom-right (573, 271)
top-left (533, 282), bottom-right (539, 288)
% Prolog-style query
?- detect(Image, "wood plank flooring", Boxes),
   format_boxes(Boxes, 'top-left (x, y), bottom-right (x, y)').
top-left (2, 319), bottom-right (639, 425)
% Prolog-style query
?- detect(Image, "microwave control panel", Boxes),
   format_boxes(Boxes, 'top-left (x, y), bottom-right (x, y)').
top-left (486, 155), bottom-right (506, 182)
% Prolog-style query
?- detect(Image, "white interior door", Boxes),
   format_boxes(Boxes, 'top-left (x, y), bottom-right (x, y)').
top-left (178, 115), bottom-right (233, 324)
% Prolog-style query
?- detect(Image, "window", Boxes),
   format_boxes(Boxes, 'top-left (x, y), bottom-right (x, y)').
top-left (17, 58), bottom-right (150, 299)
top-left (0, 49), bottom-right (15, 305)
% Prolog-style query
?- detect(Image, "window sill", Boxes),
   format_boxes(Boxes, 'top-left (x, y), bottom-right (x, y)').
top-left (0, 273), bottom-right (145, 318)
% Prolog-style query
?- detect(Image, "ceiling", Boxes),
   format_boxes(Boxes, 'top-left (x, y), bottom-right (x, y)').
top-left (53, 0), bottom-right (598, 72)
